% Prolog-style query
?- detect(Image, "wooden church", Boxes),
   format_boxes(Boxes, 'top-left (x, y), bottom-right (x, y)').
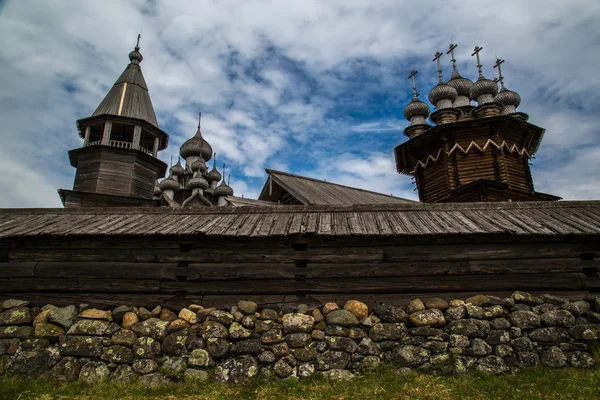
top-left (0, 41), bottom-right (598, 309)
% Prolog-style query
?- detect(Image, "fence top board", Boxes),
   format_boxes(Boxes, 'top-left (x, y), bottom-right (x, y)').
top-left (0, 200), bottom-right (599, 238)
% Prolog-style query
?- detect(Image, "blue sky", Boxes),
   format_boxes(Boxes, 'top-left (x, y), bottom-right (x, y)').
top-left (1, 0), bottom-right (600, 207)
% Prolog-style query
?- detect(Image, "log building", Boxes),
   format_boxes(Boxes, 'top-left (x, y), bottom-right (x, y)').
top-left (0, 41), bottom-right (598, 309)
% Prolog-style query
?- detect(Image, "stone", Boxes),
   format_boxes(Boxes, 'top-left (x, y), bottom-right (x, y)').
top-left (586, 311), bottom-right (600, 324)
top-left (541, 310), bottom-right (575, 328)
top-left (12, 349), bottom-right (50, 377)
top-left (372, 304), bottom-right (406, 324)
top-left (166, 319), bottom-right (190, 334)
top-left (47, 305), bottom-right (78, 328)
top-left (471, 338), bottom-right (492, 356)
top-left (312, 308), bottom-right (324, 323)
top-left (231, 339), bottom-right (263, 355)
top-left (509, 311), bottom-right (541, 329)
top-left (0, 338), bottom-right (19, 355)
top-left (291, 346), bottom-right (318, 362)
top-left (312, 330), bottom-right (325, 340)
top-left (79, 309), bottom-right (112, 321)
top-left (2, 299), bottom-right (29, 309)
top-left (476, 355), bottom-right (508, 374)
top-left (486, 330), bottom-right (510, 345)
top-left (159, 308), bottom-right (178, 322)
top-left (237, 300), bottom-right (258, 315)
top-left (138, 307), bottom-right (153, 321)
top-left (325, 336), bottom-right (357, 353)
top-left (227, 322), bottom-right (251, 340)
top-left (326, 310), bottom-right (359, 327)
top-left (258, 350), bottom-right (276, 364)
top-left (162, 329), bottom-right (191, 355)
top-left (111, 306), bottom-right (130, 322)
top-left (343, 300), bottom-right (369, 320)
top-left (101, 345), bottom-right (133, 363)
top-left (282, 313), bottom-right (315, 334)
top-left (160, 357), bottom-right (187, 379)
top-left (465, 294), bottom-right (492, 306)
top-left (255, 320), bottom-right (281, 333)
top-left (131, 318), bottom-right (169, 341)
top-left (208, 310), bottom-right (235, 326)
top-left (316, 350), bottom-right (351, 370)
top-left (569, 325), bottom-right (597, 340)
top-left (285, 333), bottom-right (312, 348)
top-left (430, 352), bottom-right (451, 365)
top-left (370, 323), bottom-right (408, 341)
top-left (0, 307), bottom-right (31, 326)
top-left (150, 305), bottom-right (162, 317)
top-left (214, 356), bottom-right (258, 384)
top-left (67, 319), bottom-right (110, 335)
top-left (512, 304), bottom-right (532, 312)
top-left (111, 329), bottom-right (137, 347)
top-left (422, 340), bottom-right (448, 354)
top-left (189, 348), bottom-right (213, 367)
top-left (512, 291), bottom-right (543, 305)
top-left (392, 345), bottom-right (430, 367)
top-left (178, 308), bottom-right (198, 324)
top-left (202, 320), bottom-right (229, 339)
top-left (541, 346), bottom-right (566, 368)
top-left (534, 303), bottom-right (559, 314)
top-left (449, 334), bottom-right (470, 348)
top-left (349, 327), bottom-right (367, 340)
top-left (270, 342), bottom-right (290, 357)
top-left (407, 298), bottom-right (426, 314)
top-left (511, 336), bottom-right (535, 352)
top-left (77, 361), bottom-right (109, 383)
top-left (122, 312), bottom-right (139, 329)
top-left (449, 299), bottom-right (465, 307)
top-left (322, 303), bottom-right (339, 315)
top-left (540, 294), bottom-right (567, 306)
top-left (484, 305), bottom-right (506, 319)
top-left (444, 306), bottom-right (466, 321)
top-left (466, 305), bottom-right (484, 319)
top-left (490, 318), bottom-right (511, 330)
top-left (206, 337), bottom-right (230, 359)
top-left (444, 319), bottom-right (490, 338)
top-left (516, 351), bottom-right (539, 367)
top-left (34, 322), bottom-right (64, 341)
top-left (325, 325), bottom-right (350, 336)
top-left (322, 369), bottom-right (355, 381)
top-left (0, 326), bottom-right (32, 339)
top-left (139, 372), bottom-right (173, 387)
top-left (111, 364), bottom-right (136, 383)
top-left (314, 321), bottom-right (327, 330)
top-left (409, 309), bottom-right (446, 328)
top-left (425, 298), bottom-right (449, 311)
top-left (184, 368), bottom-right (209, 382)
top-left (274, 358), bottom-right (295, 378)
top-left (260, 309), bottom-right (279, 320)
top-left (133, 359), bottom-right (159, 374)
top-left (529, 327), bottom-right (569, 343)
top-left (494, 344), bottom-right (513, 357)
top-left (59, 335), bottom-right (103, 357)
top-left (133, 336), bottom-right (162, 359)
top-left (565, 301), bottom-right (591, 317)
top-left (49, 357), bottom-right (85, 382)
top-left (241, 315), bottom-right (256, 330)
top-left (568, 351), bottom-right (596, 368)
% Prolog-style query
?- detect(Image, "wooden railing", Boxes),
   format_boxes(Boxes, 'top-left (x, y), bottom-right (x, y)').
top-left (85, 140), bottom-right (155, 157)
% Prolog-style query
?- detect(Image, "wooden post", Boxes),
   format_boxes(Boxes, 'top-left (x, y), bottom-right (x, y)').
top-left (153, 136), bottom-right (160, 157)
top-left (132, 125), bottom-right (142, 150)
top-left (101, 121), bottom-right (112, 145)
top-left (83, 126), bottom-right (91, 146)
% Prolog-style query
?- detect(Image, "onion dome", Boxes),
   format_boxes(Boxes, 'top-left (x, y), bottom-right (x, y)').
top-left (187, 175), bottom-right (209, 190)
top-left (447, 70), bottom-right (473, 107)
top-left (207, 154), bottom-right (222, 182)
top-left (404, 96), bottom-right (430, 124)
top-left (214, 179), bottom-right (234, 197)
top-left (191, 158), bottom-right (208, 173)
top-left (428, 82), bottom-right (458, 110)
top-left (180, 113), bottom-right (213, 161)
top-left (469, 76), bottom-right (498, 104)
top-left (170, 159), bottom-right (185, 176)
top-left (494, 86), bottom-right (521, 115)
top-left (159, 175), bottom-right (180, 192)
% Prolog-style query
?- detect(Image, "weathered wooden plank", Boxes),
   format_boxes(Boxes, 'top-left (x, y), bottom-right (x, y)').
top-left (0, 278), bottom-right (35, 292)
top-left (469, 259), bottom-right (600, 274)
top-left (34, 262), bottom-right (180, 280)
top-left (0, 262), bottom-right (36, 278)
top-left (32, 278), bottom-right (161, 293)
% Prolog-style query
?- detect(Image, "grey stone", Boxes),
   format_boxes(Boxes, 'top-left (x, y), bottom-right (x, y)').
top-left (409, 309), bottom-right (446, 328)
top-left (260, 309), bottom-right (279, 320)
top-left (188, 348), bottom-right (213, 367)
top-left (59, 335), bottom-right (103, 357)
top-left (0, 338), bottom-right (19, 355)
top-left (67, 319), bottom-right (110, 335)
top-left (444, 319), bottom-right (490, 338)
top-left (291, 346), bottom-right (318, 362)
top-left (133, 358), bottom-right (159, 374)
top-left (358, 338), bottom-right (381, 356)
top-left (138, 307), bottom-right (153, 321)
top-left (425, 298), bottom-right (449, 311)
top-left (316, 350), bottom-right (351, 370)
top-left (202, 320), bottom-right (229, 339)
top-left (282, 313), bottom-right (315, 334)
top-left (494, 344), bottom-right (513, 357)
top-left (509, 311), bottom-right (541, 329)
top-left (564, 301), bottom-right (591, 317)
top-left (325, 325), bottom-right (350, 336)
top-left (511, 336), bottom-right (535, 352)
top-left (483, 305), bottom-right (506, 319)
top-left (1, 299), bottom-right (29, 309)
top-left (541, 346), bottom-right (566, 368)
top-left (322, 369), bottom-right (355, 381)
top-left (131, 318), bottom-right (169, 341)
top-left (541, 294), bottom-right (568, 306)
top-left (430, 352), bottom-right (451, 365)
top-left (360, 355), bottom-right (381, 371)
top-left (285, 332), bottom-right (312, 348)
top-left (466, 305), bottom-right (484, 319)
top-left (541, 310), bottom-right (575, 327)
top-left (231, 339), bottom-right (263, 355)
top-left (407, 299), bottom-right (426, 314)
top-left (568, 351), bottom-right (596, 368)
top-left (101, 345), bottom-right (133, 363)
top-left (162, 329), bottom-right (191, 355)
top-left (297, 304), bottom-right (309, 314)
top-left (449, 334), bottom-right (469, 348)
top-left (270, 341), bottom-right (289, 357)
top-left (476, 355), bottom-right (508, 374)
top-left (0, 307), bottom-right (31, 326)
top-left (229, 322), bottom-right (252, 340)
top-left (422, 341), bottom-right (448, 354)
top-left (184, 368), bottom-right (209, 382)
top-left (139, 372), bottom-right (173, 387)
top-left (112, 306), bottom-right (131, 322)
top-left (12, 349), bottom-right (50, 377)
top-left (208, 310), bottom-right (235, 326)
top-left (392, 345), bottom-right (430, 367)
top-left (205, 337), bottom-right (230, 359)
top-left (258, 350), bottom-right (276, 364)
top-left (34, 323), bottom-right (64, 341)
top-left (486, 330), bottom-right (510, 345)
top-left (534, 303), bottom-right (559, 314)
top-left (79, 361), bottom-right (110, 383)
top-left (512, 291), bottom-right (543, 305)
top-left (47, 305), bottom-right (78, 329)
top-left (241, 315), bottom-right (256, 330)
top-left (0, 326), bottom-right (32, 339)
top-left (373, 303), bottom-right (408, 323)
top-left (517, 351), bottom-right (540, 367)
top-left (349, 327), bottom-right (367, 339)
top-left (237, 300), bottom-right (257, 315)
top-left (325, 336), bottom-right (357, 353)
top-left (471, 338), bottom-right (493, 356)
top-left (255, 320), bottom-right (281, 333)
top-left (133, 336), bottom-right (162, 359)
top-left (326, 310), bottom-right (359, 327)
top-left (214, 356), bottom-right (259, 384)
top-left (297, 362), bottom-right (314, 377)
top-left (274, 357), bottom-right (295, 378)
top-left (444, 306), bottom-right (466, 321)
top-left (111, 364), bottom-right (136, 383)
top-left (261, 329), bottom-right (283, 344)
top-left (529, 327), bottom-right (569, 343)
top-left (490, 318), bottom-right (511, 330)
top-left (105, 322), bottom-right (120, 336)
top-left (111, 329), bottom-right (138, 347)
top-left (568, 325), bottom-right (597, 340)
top-left (409, 326), bottom-right (443, 336)
top-left (369, 323), bottom-right (408, 341)
top-left (161, 356), bottom-right (187, 378)
top-left (49, 357), bottom-right (85, 382)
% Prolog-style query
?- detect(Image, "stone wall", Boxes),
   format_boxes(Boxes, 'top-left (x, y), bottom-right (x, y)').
top-left (0, 291), bottom-right (598, 385)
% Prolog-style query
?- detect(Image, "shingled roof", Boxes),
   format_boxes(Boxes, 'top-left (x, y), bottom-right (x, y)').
top-left (258, 169), bottom-right (414, 205)
top-left (1, 201), bottom-right (599, 238)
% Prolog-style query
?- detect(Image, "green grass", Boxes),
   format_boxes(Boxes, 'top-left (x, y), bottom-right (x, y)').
top-left (2, 366), bottom-right (600, 400)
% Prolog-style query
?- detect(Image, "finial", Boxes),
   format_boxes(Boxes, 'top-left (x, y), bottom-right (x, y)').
top-left (228, 174), bottom-right (231, 186)
top-left (222, 163), bottom-right (226, 182)
top-left (198, 112), bottom-right (202, 128)
top-left (136, 34), bottom-right (141, 50)
top-left (433, 51), bottom-right (444, 82)
top-left (447, 43), bottom-right (458, 71)
top-left (213, 153), bottom-right (216, 167)
top-left (472, 46), bottom-right (483, 77)
top-left (408, 70), bottom-right (419, 97)
top-left (493, 58), bottom-right (505, 89)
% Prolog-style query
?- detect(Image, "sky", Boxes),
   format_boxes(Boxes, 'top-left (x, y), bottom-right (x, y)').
top-left (1, 0), bottom-right (599, 207)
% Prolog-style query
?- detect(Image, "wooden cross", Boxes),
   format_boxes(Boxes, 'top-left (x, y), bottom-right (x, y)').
top-left (493, 58), bottom-right (505, 88)
top-left (471, 46), bottom-right (483, 76)
top-left (447, 43), bottom-right (458, 70)
top-left (408, 70), bottom-right (419, 97)
top-left (433, 51), bottom-right (444, 81)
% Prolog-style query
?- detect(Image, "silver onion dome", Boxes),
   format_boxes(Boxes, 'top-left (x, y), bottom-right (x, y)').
top-left (191, 158), bottom-right (208, 173)
top-left (469, 75), bottom-right (498, 104)
top-left (494, 87), bottom-right (521, 115)
top-left (207, 164), bottom-right (222, 182)
top-left (403, 96), bottom-right (430, 122)
top-left (170, 160), bottom-right (185, 176)
top-left (428, 82), bottom-right (458, 110)
top-left (180, 127), bottom-right (213, 161)
top-left (159, 176), bottom-right (180, 192)
top-left (447, 70), bottom-right (473, 108)
top-left (214, 179), bottom-right (234, 197)
top-left (128, 34), bottom-right (143, 65)
top-left (187, 176), bottom-right (209, 190)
